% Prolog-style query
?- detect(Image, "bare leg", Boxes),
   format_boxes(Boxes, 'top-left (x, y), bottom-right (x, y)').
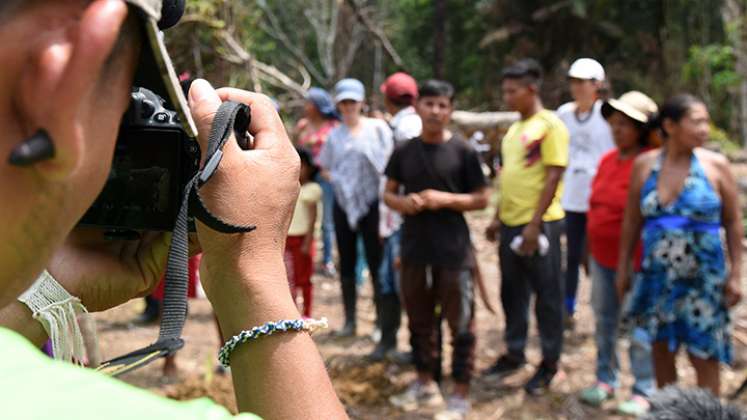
top-left (163, 353), bottom-right (178, 378)
top-left (688, 353), bottom-right (720, 396)
top-left (652, 341), bottom-right (677, 388)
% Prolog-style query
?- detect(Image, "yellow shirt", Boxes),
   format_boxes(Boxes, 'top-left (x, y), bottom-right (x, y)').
top-left (288, 182), bottom-right (322, 236)
top-left (499, 110), bottom-right (569, 226)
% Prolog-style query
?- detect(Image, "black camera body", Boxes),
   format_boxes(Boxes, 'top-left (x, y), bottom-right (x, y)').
top-left (79, 87), bottom-right (200, 232)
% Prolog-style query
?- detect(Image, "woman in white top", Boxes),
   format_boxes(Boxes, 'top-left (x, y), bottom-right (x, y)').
top-left (319, 79), bottom-right (394, 343)
top-left (556, 58), bottom-right (615, 325)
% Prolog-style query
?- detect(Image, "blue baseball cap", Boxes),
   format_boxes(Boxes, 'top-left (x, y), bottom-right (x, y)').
top-left (306, 87), bottom-right (338, 119)
top-left (334, 78), bottom-right (365, 103)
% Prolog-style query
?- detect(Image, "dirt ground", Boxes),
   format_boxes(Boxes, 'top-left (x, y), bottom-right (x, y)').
top-left (95, 210), bottom-right (747, 419)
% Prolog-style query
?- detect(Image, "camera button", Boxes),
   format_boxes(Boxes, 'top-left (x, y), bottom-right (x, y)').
top-left (155, 112), bottom-right (170, 123)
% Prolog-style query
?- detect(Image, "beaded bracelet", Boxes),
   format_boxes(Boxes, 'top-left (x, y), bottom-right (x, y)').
top-left (218, 317), bottom-right (328, 367)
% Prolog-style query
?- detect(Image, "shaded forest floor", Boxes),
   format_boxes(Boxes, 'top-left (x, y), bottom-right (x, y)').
top-left (95, 208), bottom-right (747, 419)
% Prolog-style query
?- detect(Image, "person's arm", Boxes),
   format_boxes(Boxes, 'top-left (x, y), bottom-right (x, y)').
top-left (384, 179), bottom-right (423, 215)
top-left (193, 83), bottom-right (346, 419)
top-left (485, 204), bottom-right (501, 242)
top-left (418, 187), bottom-right (490, 212)
top-left (716, 155), bottom-right (744, 307)
top-left (614, 156), bottom-right (649, 299)
top-left (518, 165), bottom-right (565, 255)
top-left (317, 133), bottom-right (334, 182)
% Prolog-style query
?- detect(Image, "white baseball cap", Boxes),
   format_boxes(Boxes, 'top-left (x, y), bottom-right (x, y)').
top-left (568, 58), bottom-right (605, 81)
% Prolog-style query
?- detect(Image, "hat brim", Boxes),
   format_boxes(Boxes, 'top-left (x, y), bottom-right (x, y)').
top-left (602, 99), bottom-right (649, 124)
top-left (335, 92), bottom-right (364, 104)
top-left (567, 70), bottom-right (602, 81)
top-left (132, 15), bottom-right (197, 138)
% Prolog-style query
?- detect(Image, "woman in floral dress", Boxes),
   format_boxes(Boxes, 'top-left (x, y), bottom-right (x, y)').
top-left (616, 94), bottom-right (743, 396)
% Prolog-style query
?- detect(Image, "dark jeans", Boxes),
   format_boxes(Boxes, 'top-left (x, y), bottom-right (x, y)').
top-left (564, 211), bottom-right (587, 315)
top-left (499, 220), bottom-right (563, 364)
top-left (333, 202), bottom-right (384, 325)
top-left (400, 262), bottom-right (476, 384)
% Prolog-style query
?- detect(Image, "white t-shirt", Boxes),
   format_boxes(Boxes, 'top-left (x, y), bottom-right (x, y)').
top-left (556, 100), bottom-right (614, 213)
top-left (390, 106), bottom-right (422, 145)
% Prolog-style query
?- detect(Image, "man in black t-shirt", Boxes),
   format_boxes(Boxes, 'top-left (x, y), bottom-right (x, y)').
top-left (384, 80), bottom-right (489, 418)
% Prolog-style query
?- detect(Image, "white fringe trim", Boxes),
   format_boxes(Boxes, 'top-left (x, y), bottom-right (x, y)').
top-left (18, 270), bottom-right (88, 365)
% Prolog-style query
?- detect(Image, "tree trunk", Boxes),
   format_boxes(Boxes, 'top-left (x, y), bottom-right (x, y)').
top-left (723, 0), bottom-right (747, 147)
top-left (433, 0), bottom-right (447, 79)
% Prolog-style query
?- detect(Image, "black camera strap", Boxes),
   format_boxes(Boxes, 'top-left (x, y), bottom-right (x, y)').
top-left (97, 102), bottom-right (255, 377)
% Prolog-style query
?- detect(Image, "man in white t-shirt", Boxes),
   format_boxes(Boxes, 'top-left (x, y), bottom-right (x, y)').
top-left (556, 58), bottom-right (615, 326)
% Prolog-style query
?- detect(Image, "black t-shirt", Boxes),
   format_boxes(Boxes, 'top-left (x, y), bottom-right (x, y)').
top-left (385, 136), bottom-right (488, 268)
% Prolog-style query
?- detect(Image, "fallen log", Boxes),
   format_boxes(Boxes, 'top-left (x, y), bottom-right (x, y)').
top-left (451, 110), bottom-right (519, 131)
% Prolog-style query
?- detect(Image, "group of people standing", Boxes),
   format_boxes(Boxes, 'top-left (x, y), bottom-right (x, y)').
top-left (286, 57), bottom-right (743, 419)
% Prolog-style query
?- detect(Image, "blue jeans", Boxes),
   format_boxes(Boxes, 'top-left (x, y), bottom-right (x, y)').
top-left (590, 257), bottom-right (655, 397)
top-left (355, 237), bottom-right (368, 286)
top-left (378, 229), bottom-right (401, 296)
top-left (317, 176), bottom-right (335, 266)
top-left (564, 211), bottom-right (586, 315)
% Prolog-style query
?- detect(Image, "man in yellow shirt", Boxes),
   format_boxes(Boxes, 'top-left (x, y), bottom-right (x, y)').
top-left (484, 59), bottom-right (569, 396)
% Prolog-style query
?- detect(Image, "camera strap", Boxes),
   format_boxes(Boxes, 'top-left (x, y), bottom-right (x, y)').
top-left (97, 101), bottom-right (255, 377)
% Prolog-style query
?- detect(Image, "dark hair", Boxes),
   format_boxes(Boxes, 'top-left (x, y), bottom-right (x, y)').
top-left (642, 386), bottom-right (745, 420)
top-left (501, 58), bottom-right (543, 86)
top-left (296, 147), bottom-right (319, 180)
top-left (390, 94), bottom-right (415, 107)
top-left (634, 120), bottom-right (652, 147)
top-left (418, 79), bottom-right (455, 103)
top-left (650, 94), bottom-right (705, 138)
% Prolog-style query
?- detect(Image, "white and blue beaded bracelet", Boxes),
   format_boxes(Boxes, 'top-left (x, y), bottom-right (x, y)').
top-left (218, 317), bottom-right (328, 367)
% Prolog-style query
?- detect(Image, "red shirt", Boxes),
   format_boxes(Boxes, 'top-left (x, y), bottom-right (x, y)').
top-left (587, 150), bottom-right (643, 270)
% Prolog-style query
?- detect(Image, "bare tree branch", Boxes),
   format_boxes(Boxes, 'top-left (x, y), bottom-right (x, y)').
top-left (338, 23), bottom-right (366, 79)
top-left (344, 0), bottom-right (404, 68)
top-left (220, 30), bottom-right (307, 97)
top-left (303, 0), bottom-right (339, 80)
top-left (255, 0), bottom-right (328, 84)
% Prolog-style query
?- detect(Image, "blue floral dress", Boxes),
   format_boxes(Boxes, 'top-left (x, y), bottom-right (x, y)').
top-left (627, 152), bottom-right (731, 363)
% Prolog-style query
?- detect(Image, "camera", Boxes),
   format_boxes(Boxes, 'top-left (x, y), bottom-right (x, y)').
top-left (79, 87), bottom-right (200, 232)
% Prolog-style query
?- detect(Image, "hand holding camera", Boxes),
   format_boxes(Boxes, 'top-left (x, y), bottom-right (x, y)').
top-left (188, 81), bottom-right (302, 335)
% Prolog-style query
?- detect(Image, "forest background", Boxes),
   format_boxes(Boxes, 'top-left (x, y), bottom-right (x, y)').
top-left (166, 0), bottom-right (747, 150)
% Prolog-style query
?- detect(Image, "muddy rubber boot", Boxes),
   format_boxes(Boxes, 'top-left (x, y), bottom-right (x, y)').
top-left (368, 293), bottom-right (401, 361)
top-left (338, 277), bottom-right (357, 337)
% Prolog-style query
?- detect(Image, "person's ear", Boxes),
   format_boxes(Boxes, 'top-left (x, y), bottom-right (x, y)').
top-left (14, 0), bottom-right (128, 181)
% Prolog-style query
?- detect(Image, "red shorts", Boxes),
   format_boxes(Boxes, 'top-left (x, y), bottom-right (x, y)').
top-left (152, 254), bottom-right (201, 301)
top-left (284, 236), bottom-right (314, 289)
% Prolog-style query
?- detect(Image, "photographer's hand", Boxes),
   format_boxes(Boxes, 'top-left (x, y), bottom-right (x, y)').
top-left (188, 80), bottom-right (347, 419)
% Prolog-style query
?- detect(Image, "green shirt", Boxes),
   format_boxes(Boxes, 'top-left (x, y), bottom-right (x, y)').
top-left (0, 327), bottom-right (260, 420)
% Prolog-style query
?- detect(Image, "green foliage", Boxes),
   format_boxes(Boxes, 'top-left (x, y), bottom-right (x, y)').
top-left (710, 124), bottom-right (741, 155)
top-left (683, 44), bottom-right (739, 130)
top-left (161, 0), bottom-right (747, 143)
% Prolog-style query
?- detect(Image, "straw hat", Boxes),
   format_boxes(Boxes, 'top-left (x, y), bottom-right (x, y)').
top-left (601, 91), bottom-right (658, 123)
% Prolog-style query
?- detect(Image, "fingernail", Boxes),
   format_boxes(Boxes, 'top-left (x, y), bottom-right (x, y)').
top-left (189, 79), bottom-right (214, 104)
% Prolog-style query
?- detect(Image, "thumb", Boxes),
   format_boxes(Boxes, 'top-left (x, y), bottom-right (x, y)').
top-left (188, 79), bottom-right (222, 159)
